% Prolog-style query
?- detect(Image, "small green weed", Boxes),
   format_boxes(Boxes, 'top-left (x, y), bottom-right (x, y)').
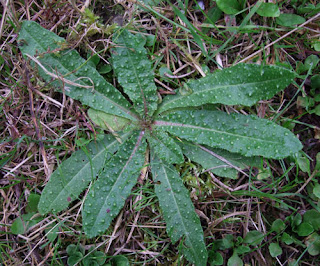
top-left (11, 193), bottom-right (42, 235)
top-left (66, 243), bottom-right (129, 266)
top-left (18, 20), bottom-right (302, 265)
top-left (269, 209), bottom-right (320, 259)
top-left (208, 231), bottom-right (264, 265)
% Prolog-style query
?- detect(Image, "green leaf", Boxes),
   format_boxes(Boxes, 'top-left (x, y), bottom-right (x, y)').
top-left (87, 53), bottom-right (100, 67)
top-left (297, 55), bottom-right (320, 74)
top-left (110, 255), bottom-right (130, 266)
top-left (24, 215), bottom-right (39, 228)
top-left (257, 3), bottom-right (280, 17)
top-left (112, 29), bottom-right (158, 117)
top-left (14, 213), bottom-right (42, 233)
top-left (86, 251), bottom-right (106, 265)
top-left (67, 252), bottom-right (83, 266)
top-left (297, 3), bottom-right (316, 14)
top-left (145, 34), bottom-right (156, 46)
top-left (311, 74), bottom-right (320, 89)
top-left (11, 217), bottom-right (25, 235)
top-left (314, 105), bottom-right (320, 116)
top-left (216, 0), bottom-right (241, 15)
top-left (203, 6), bottom-right (222, 25)
top-left (83, 131), bottom-right (146, 238)
top-left (305, 232), bottom-right (320, 256)
top-left (312, 183), bottom-right (320, 199)
top-left (271, 219), bottom-right (285, 233)
top-left (155, 109), bottom-right (302, 159)
top-left (88, 108), bottom-right (135, 132)
top-left (208, 250), bottom-right (223, 265)
top-left (256, 167), bottom-right (272, 180)
top-left (297, 222), bottom-right (314, 237)
top-left (304, 55), bottom-right (320, 73)
top-left (38, 134), bottom-right (128, 215)
top-left (151, 156), bottom-right (208, 266)
top-left (147, 130), bottom-right (184, 164)
top-left (157, 64), bottom-right (294, 114)
top-left (66, 244), bottom-right (79, 255)
top-left (243, 231), bottom-right (264, 246)
top-left (303, 210), bottom-right (320, 231)
top-left (97, 64), bottom-right (112, 74)
top-left (83, 257), bottom-right (99, 266)
top-left (269, 242), bottom-right (282, 257)
top-left (220, 234), bottom-right (234, 249)
top-left (276, 14), bottom-right (306, 26)
top-left (291, 213), bottom-right (302, 229)
top-left (316, 153), bottom-right (320, 174)
top-left (235, 236), bottom-right (243, 245)
top-left (235, 245), bottom-right (251, 255)
top-left (45, 222), bottom-right (60, 242)
top-left (281, 232), bottom-right (294, 245)
top-left (18, 21), bottom-right (137, 121)
top-left (313, 41), bottom-right (320, 52)
top-left (214, 235), bottom-right (234, 250)
top-left (159, 66), bottom-right (173, 77)
top-left (25, 194), bottom-right (40, 213)
top-left (297, 96), bottom-right (314, 109)
top-left (227, 252), bottom-right (243, 266)
top-left (179, 141), bottom-right (260, 179)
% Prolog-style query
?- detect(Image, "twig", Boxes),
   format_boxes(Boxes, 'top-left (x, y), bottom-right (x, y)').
top-left (3, 155), bottom-right (33, 178)
top-left (294, 170), bottom-right (318, 196)
top-left (164, 70), bottom-right (195, 79)
top-left (209, 172), bottom-right (234, 192)
top-left (198, 144), bottom-right (249, 177)
top-left (207, 211), bottom-right (248, 229)
top-left (25, 54), bottom-right (94, 91)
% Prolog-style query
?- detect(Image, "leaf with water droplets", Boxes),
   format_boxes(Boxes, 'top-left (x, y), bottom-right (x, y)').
top-left (18, 21), bottom-right (137, 120)
top-left (38, 133), bottom-right (130, 215)
top-left (147, 130), bottom-right (184, 164)
top-left (157, 64), bottom-right (295, 114)
top-left (151, 155), bottom-right (208, 266)
top-left (88, 108), bottom-right (137, 132)
top-left (112, 29), bottom-right (158, 118)
top-left (83, 131), bottom-right (146, 238)
top-left (179, 141), bottom-right (260, 179)
top-left (154, 109), bottom-right (302, 159)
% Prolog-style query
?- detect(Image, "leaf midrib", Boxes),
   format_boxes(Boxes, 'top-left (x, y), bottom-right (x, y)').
top-left (23, 25), bottom-right (138, 120)
top-left (154, 120), bottom-right (280, 145)
top-left (150, 132), bottom-right (181, 163)
top-left (159, 163), bottom-right (199, 262)
top-left (119, 36), bottom-right (148, 116)
top-left (160, 75), bottom-right (289, 110)
top-left (91, 131), bottom-right (145, 232)
top-left (46, 133), bottom-right (130, 211)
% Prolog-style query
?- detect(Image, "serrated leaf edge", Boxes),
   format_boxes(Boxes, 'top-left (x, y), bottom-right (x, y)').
top-left (157, 65), bottom-right (294, 114)
top-left (152, 158), bottom-right (208, 265)
top-left (39, 133), bottom-right (131, 214)
top-left (84, 130), bottom-right (145, 237)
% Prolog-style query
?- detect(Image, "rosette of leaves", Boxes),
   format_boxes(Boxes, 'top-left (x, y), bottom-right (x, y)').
top-left (18, 21), bottom-right (302, 265)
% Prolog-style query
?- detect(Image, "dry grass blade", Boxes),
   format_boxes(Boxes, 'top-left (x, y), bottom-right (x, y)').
top-left (26, 54), bottom-right (94, 91)
top-left (198, 144), bottom-right (250, 177)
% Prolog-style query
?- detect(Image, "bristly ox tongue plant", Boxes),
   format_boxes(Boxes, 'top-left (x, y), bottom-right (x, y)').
top-left (18, 21), bottom-right (302, 265)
